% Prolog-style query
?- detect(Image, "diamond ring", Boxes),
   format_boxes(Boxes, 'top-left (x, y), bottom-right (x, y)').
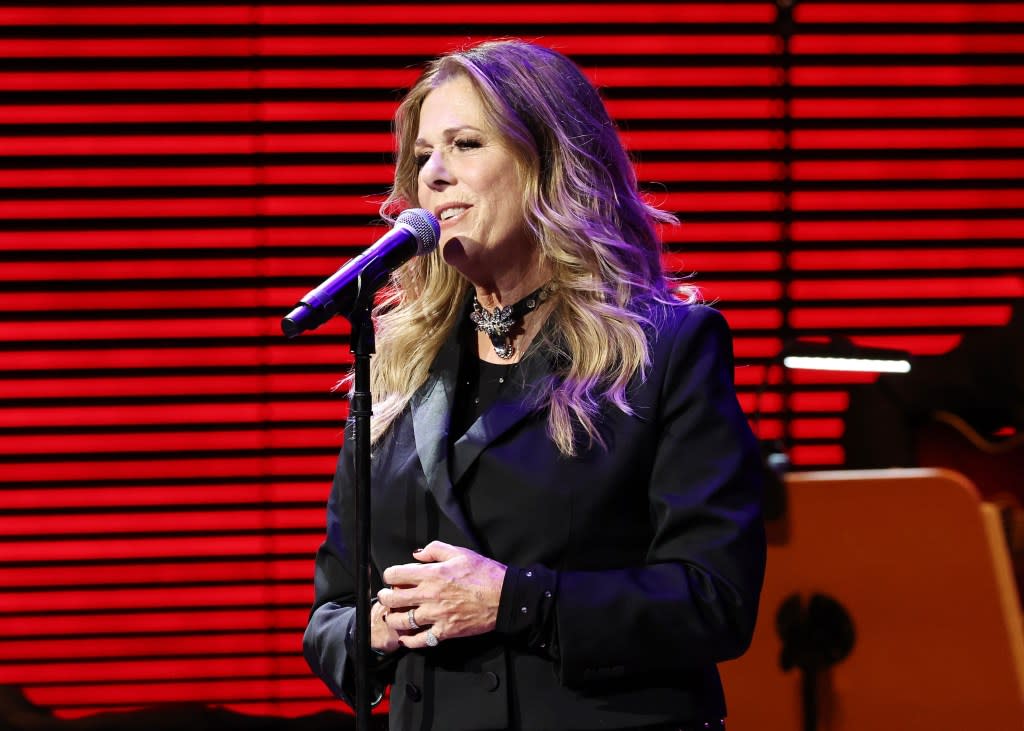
top-left (407, 609), bottom-right (421, 630)
top-left (425, 630), bottom-right (439, 647)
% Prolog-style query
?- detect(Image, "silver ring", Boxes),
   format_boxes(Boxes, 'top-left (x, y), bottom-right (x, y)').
top-left (407, 609), bottom-right (421, 630)
top-left (425, 629), bottom-right (439, 647)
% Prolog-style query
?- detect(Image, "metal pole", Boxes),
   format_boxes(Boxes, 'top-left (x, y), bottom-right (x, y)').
top-left (349, 298), bottom-right (375, 731)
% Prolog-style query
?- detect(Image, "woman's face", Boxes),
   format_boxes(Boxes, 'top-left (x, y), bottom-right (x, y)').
top-left (414, 75), bottom-right (531, 286)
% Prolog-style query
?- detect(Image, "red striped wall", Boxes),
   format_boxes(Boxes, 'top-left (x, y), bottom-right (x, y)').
top-left (1, 0), bottom-right (1022, 719)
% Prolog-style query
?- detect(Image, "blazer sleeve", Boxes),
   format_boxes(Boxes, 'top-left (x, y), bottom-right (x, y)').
top-left (554, 305), bottom-right (767, 687)
top-left (302, 427), bottom-right (398, 706)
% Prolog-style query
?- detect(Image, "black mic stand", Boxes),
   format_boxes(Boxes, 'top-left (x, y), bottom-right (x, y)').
top-left (347, 290), bottom-right (376, 731)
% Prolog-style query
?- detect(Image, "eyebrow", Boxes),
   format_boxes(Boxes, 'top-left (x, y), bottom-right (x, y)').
top-left (414, 125), bottom-right (482, 147)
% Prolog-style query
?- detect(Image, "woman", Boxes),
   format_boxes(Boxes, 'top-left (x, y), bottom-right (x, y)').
top-left (303, 39), bottom-right (765, 731)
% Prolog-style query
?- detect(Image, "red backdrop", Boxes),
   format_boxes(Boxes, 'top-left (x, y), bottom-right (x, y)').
top-left (1, 0), bottom-right (1022, 719)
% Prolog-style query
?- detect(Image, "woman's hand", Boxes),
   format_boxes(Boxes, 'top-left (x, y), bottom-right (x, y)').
top-left (369, 596), bottom-right (402, 654)
top-left (377, 540), bottom-right (507, 650)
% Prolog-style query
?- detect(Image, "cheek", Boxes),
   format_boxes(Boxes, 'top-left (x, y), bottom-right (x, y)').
top-left (492, 174), bottom-right (527, 228)
top-left (493, 198), bottom-right (521, 230)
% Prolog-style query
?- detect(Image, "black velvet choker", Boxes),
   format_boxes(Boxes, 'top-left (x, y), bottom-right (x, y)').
top-left (469, 284), bottom-right (551, 360)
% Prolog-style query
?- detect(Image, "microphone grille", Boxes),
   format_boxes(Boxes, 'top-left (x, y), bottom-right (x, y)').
top-left (396, 208), bottom-right (441, 255)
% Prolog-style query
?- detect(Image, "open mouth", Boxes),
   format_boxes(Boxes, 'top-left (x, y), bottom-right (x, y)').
top-left (437, 205), bottom-right (471, 224)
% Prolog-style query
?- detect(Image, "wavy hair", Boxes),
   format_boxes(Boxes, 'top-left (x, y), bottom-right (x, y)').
top-left (368, 39), bottom-right (697, 455)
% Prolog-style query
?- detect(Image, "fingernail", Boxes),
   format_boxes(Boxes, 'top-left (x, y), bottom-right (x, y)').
top-left (413, 547), bottom-right (424, 553)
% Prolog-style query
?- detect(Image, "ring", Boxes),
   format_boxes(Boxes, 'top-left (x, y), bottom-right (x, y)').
top-left (425, 630), bottom-right (439, 647)
top-left (407, 609), bottom-right (421, 630)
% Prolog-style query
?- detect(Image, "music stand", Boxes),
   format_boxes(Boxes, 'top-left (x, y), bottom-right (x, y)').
top-left (719, 468), bottom-right (1024, 730)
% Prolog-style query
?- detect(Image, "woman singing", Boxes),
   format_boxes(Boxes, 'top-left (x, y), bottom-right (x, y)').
top-left (303, 39), bottom-right (766, 731)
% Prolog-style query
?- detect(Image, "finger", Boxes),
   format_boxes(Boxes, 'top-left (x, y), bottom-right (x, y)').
top-left (414, 540), bottom-right (458, 562)
top-left (382, 605), bottom-right (410, 631)
top-left (403, 606), bottom-right (428, 631)
top-left (376, 602), bottom-right (398, 630)
top-left (382, 561), bottom-right (432, 587)
top-left (377, 586), bottom-right (428, 609)
top-left (385, 608), bottom-right (416, 634)
top-left (372, 614), bottom-right (402, 654)
top-left (399, 626), bottom-right (442, 650)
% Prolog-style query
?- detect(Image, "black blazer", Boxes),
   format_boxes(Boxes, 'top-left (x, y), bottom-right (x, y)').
top-left (304, 303), bottom-right (766, 731)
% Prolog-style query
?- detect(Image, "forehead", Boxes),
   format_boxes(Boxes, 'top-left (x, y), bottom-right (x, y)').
top-left (416, 75), bottom-right (488, 138)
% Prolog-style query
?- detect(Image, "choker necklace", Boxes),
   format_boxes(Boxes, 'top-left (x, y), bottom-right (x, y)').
top-left (470, 284), bottom-right (551, 360)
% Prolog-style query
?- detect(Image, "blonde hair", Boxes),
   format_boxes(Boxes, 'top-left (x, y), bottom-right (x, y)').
top-left (368, 39), bottom-right (697, 455)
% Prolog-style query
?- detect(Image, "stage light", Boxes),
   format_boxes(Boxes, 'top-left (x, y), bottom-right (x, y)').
top-left (782, 337), bottom-right (912, 374)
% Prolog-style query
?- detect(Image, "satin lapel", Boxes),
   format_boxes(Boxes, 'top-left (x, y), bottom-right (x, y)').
top-left (409, 332), bottom-right (482, 551)
top-left (449, 348), bottom-right (552, 486)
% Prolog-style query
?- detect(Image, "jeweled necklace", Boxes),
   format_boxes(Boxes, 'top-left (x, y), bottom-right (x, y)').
top-left (469, 284), bottom-right (551, 360)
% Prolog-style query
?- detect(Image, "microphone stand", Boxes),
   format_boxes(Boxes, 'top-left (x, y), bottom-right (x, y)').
top-left (281, 211), bottom-right (439, 730)
top-left (347, 290), bottom-right (376, 731)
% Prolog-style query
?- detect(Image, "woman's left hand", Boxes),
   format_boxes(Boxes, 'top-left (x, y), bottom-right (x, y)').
top-left (377, 540), bottom-right (507, 649)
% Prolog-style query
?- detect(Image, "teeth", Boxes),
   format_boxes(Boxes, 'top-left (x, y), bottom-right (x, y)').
top-left (440, 206), bottom-right (467, 221)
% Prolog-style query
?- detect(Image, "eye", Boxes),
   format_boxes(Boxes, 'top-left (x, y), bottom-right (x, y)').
top-left (454, 137), bottom-right (482, 151)
top-left (414, 151), bottom-right (431, 168)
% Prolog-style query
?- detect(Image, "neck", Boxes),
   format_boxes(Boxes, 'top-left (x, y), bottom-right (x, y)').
top-left (470, 281), bottom-right (556, 363)
top-left (471, 261), bottom-right (552, 312)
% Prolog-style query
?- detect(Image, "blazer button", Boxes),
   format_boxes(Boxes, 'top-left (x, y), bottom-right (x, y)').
top-left (482, 671), bottom-right (500, 692)
top-left (404, 682), bottom-right (422, 702)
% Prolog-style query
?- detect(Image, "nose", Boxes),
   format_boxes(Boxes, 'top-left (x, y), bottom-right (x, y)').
top-left (420, 149), bottom-right (453, 191)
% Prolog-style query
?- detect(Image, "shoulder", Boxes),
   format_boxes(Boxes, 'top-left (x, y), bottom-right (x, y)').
top-left (650, 302), bottom-right (734, 356)
top-left (643, 302), bottom-right (739, 398)
top-left (659, 301), bottom-right (726, 328)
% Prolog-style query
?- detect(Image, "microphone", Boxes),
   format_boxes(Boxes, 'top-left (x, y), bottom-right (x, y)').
top-left (281, 208), bottom-right (441, 338)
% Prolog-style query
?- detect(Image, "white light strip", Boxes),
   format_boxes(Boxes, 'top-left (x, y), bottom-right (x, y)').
top-left (783, 355), bottom-right (912, 373)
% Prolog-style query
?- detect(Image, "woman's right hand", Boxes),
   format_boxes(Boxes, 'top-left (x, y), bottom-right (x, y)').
top-left (370, 598), bottom-right (402, 654)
